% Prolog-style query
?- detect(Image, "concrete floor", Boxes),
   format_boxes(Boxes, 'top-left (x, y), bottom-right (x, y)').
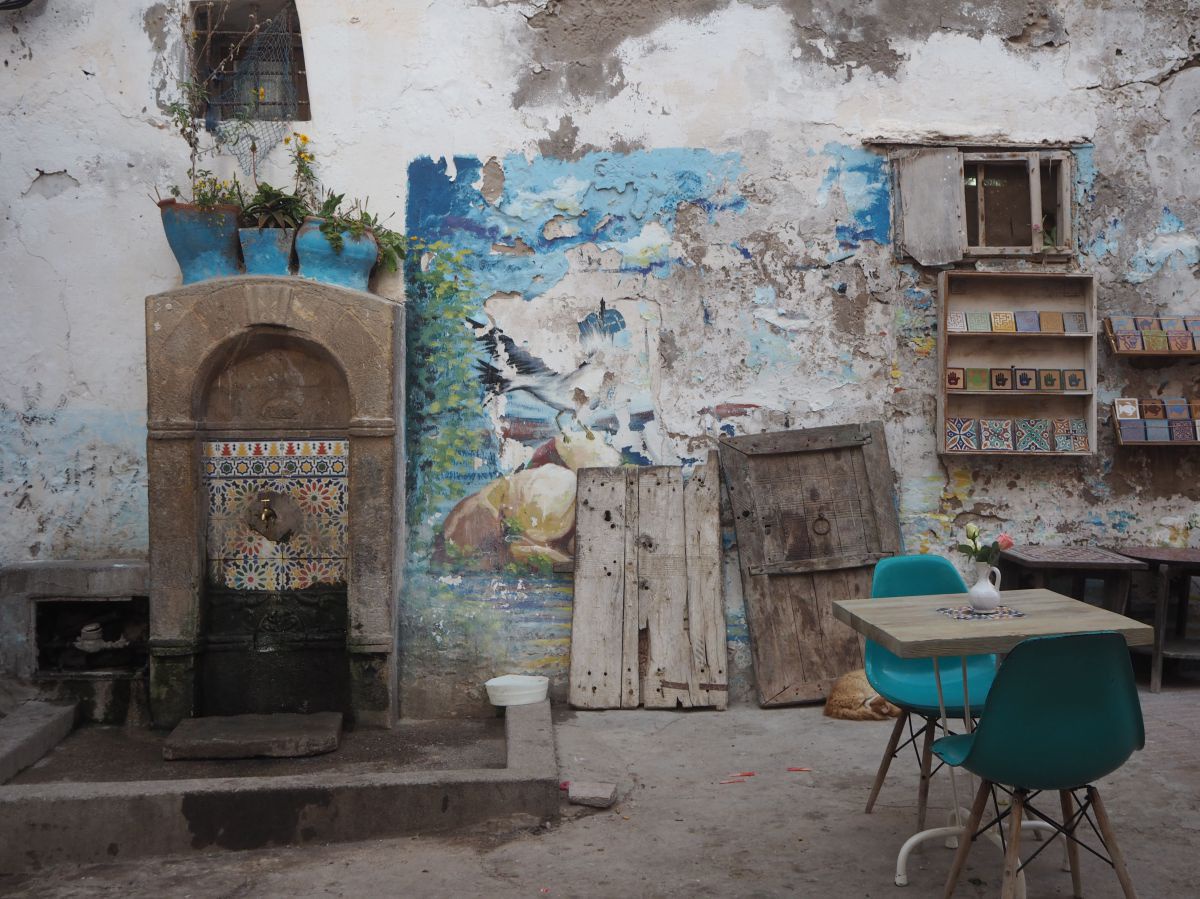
top-left (3, 677), bottom-right (1198, 898)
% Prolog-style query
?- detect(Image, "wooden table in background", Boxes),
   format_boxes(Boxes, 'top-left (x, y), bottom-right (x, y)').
top-left (1111, 545), bottom-right (1200, 693)
top-left (999, 545), bottom-right (1146, 614)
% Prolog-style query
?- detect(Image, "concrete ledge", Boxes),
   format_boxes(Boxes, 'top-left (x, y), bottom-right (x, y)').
top-left (0, 702), bottom-right (77, 785)
top-left (0, 700), bottom-right (558, 873)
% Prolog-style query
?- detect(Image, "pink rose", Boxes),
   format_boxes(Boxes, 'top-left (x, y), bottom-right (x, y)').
top-left (996, 533), bottom-right (1015, 550)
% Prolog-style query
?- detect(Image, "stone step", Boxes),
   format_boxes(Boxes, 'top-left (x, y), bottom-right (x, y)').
top-left (0, 701), bottom-right (77, 784)
top-left (163, 712), bottom-right (343, 760)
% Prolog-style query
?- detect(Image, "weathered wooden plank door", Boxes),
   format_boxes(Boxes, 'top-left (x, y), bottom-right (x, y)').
top-left (569, 453), bottom-right (727, 710)
top-left (719, 422), bottom-right (902, 706)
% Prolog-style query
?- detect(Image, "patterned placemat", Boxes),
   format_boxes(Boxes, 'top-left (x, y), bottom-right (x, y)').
top-left (937, 605), bottom-right (1026, 621)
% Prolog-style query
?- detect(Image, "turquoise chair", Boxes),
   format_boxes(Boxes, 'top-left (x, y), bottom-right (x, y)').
top-left (864, 554), bottom-right (997, 830)
top-left (935, 633), bottom-right (1143, 899)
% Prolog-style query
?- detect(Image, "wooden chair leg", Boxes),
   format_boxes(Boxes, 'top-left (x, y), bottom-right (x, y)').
top-left (865, 711), bottom-right (908, 813)
top-left (943, 778), bottom-right (990, 898)
top-left (1000, 789), bottom-right (1026, 899)
top-left (1060, 789), bottom-right (1083, 898)
top-left (1089, 786), bottom-right (1139, 899)
top-left (916, 716), bottom-right (935, 831)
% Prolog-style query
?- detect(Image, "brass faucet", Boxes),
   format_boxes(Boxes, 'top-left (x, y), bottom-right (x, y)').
top-left (259, 496), bottom-right (277, 525)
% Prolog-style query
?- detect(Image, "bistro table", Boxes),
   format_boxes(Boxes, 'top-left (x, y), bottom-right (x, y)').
top-left (998, 546), bottom-right (1146, 613)
top-left (1111, 545), bottom-right (1200, 692)
top-left (832, 588), bottom-right (1152, 890)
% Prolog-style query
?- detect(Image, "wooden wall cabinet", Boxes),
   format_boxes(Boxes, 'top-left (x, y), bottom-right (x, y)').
top-left (937, 270), bottom-right (1097, 456)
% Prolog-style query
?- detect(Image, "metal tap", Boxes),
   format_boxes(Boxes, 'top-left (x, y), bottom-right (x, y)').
top-left (259, 496), bottom-right (277, 525)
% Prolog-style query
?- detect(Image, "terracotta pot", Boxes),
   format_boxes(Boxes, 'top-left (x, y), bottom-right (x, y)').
top-left (295, 216), bottom-right (378, 291)
top-left (158, 199), bottom-right (242, 284)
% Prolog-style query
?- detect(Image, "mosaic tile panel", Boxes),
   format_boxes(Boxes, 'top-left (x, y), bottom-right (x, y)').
top-left (203, 439), bottom-right (348, 591)
top-left (1015, 418), bottom-right (1051, 453)
top-left (945, 417), bottom-right (978, 451)
top-left (980, 419), bottom-right (1014, 451)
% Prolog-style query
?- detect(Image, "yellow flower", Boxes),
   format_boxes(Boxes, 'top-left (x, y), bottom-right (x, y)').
top-left (284, 136), bottom-right (291, 145)
top-left (299, 134), bottom-right (310, 145)
top-left (257, 87), bottom-right (265, 102)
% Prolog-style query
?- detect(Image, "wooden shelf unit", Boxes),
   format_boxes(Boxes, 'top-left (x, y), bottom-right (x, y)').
top-left (937, 270), bottom-right (1097, 456)
top-left (1102, 319), bottom-right (1200, 360)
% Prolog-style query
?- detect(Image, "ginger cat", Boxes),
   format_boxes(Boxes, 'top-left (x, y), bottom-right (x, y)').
top-left (823, 668), bottom-right (902, 721)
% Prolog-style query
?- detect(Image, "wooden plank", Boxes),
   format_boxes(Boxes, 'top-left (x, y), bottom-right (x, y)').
top-left (832, 588), bottom-right (1153, 659)
top-left (569, 469), bottom-right (628, 709)
top-left (860, 421), bottom-right (903, 555)
top-left (638, 467), bottom-right (694, 708)
top-left (1028, 152), bottom-right (1043, 253)
top-left (894, 147), bottom-right (967, 265)
top-left (719, 423), bottom-right (868, 456)
top-left (684, 451), bottom-right (727, 709)
top-left (621, 468), bottom-right (640, 708)
top-left (750, 552), bottom-right (891, 576)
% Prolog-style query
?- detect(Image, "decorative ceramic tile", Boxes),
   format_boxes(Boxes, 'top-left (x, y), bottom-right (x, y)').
top-left (1063, 312), bottom-right (1088, 333)
top-left (965, 368), bottom-right (990, 391)
top-left (1143, 330), bottom-right (1170, 352)
top-left (1164, 397), bottom-right (1190, 420)
top-left (1146, 421), bottom-right (1172, 442)
top-left (1071, 434), bottom-right (1090, 452)
top-left (1119, 421), bottom-right (1146, 442)
top-left (945, 418), bottom-right (978, 451)
top-left (966, 311), bottom-right (993, 332)
top-left (1170, 420), bottom-right (1196, 441)
top-left (1038, 369), bottom-right (1062, 391)
top-left (1186, 317), bottom-right (1200, 333)
top-left (1052, 418), bottom-right (1071, 435)
top-left (1069, 419), bottom-right (1087, 436)
top-left (946, 310), bottom-right (968, 332)
top-left (1014, 311), bottom-right (1041, 332)
top-left (1168, 330), bottom-right (1193, 352)
top-left (991, 311), bottom-right (1017, 332)
top-left (1062, 369), bottom-right (1087, 390)
top-left (1141, 399), bottom-right (1166, 419)
top-left (1039, 311), bottom-right (1065, 333)
top-left (1114, 398), bottom-right (1140, 420)
top-left (1159, 316), bottom-right (1185, 332)
top-left (1014, 368), bottom-right (1038, 390)
top-left (203, 439), bottom-right (348, 592)
top-left (1015, 418), bottom-right (1051, 452)
top-left (990, 368), bottom-right (1013, 390)
top-left (1134, 315), bottom-right (1160, 331)
top-left (1115, 331), bottom-right (1143, 351)
top-left (1054, 434), bottom-right (1073, 452)
top-left (980, 419), bottom-right (1014, 451)
top-left (945, 367), bottom-right (965, 390)
top-left (1108, 315), bottom-right (1136, 332)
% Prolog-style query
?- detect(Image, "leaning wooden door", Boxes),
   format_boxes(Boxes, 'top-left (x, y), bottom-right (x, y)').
top-left (719, 422), bottom-right (902, 706)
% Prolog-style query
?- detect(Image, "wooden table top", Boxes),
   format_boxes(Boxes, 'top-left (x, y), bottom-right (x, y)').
top-left (1111, 545), bottom-right (1200, 566)
top-left (832, 588), bottom-right (1153, 659)
top-left (1000, 545), bottom-right (1147, 570)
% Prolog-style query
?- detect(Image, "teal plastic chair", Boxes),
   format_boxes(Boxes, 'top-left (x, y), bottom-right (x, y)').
top-left (935, 633), bottom-right (1143, 898)
top-left (863, 555), bottom-right (997, 830)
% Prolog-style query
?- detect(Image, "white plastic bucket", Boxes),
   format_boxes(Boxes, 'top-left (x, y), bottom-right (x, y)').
top-left (484, 674), bottom-right (549, 706)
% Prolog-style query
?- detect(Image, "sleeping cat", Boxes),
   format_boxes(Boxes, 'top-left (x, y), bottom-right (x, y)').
top-left (823, 668), bottom-right (902, 721)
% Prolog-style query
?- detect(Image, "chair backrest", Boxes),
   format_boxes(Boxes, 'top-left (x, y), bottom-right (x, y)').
top-left (958, 632), bottom-right (1145, 791)
top-left (865, 554), bottom-right (987, 694)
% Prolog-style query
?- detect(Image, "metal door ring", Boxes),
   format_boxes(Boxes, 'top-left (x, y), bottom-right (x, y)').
top-left (812, 515), bottom-right (831, 536)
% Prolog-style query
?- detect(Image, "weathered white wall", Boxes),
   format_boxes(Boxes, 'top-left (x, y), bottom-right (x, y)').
top-left (3, 1), bottom-right (1199, 709)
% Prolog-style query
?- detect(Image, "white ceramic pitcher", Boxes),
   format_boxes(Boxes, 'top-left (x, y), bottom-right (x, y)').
top-left (968, 561), bottom-right (1003, 612)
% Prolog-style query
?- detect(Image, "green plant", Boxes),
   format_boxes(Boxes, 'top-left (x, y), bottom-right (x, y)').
top-left (314, 192), bottom-right (407, 272)
top-left (956, 524), bottom-right (1014, 565)
top-left (240, 181), bottom-right (309, 229)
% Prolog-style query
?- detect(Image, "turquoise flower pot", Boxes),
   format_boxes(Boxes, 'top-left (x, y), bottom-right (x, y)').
top-left (239, 227), bottom-right (295, 275)
top-left (296, 217), bottom-right (378, 291)
top-left (158, 201), bottom-right (242, 284)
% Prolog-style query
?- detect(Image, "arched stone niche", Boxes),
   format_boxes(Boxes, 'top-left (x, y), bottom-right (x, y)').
top-left (145, 277), bottom-right (403, 728)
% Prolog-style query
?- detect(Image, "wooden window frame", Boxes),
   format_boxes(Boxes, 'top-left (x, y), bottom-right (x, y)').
top-left (962, 150), bottom-right (1072, 257)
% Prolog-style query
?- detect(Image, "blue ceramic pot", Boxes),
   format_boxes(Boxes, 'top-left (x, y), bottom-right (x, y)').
top-left (295, 217), bottom-right (378, 291)
top-left (239, 227), bottom-right (295, 275)
top-left (158, 201), bottom-right (242, 284)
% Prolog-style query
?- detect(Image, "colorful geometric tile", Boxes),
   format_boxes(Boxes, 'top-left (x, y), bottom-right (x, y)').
top-left (1113, 399), bottom-right (1140, 420)
top-left (1063, 312), bottom-right (1088, 333)
top-left (1015, 418), bottom-right (1051, 452)
top-left (980, 419), bottom-right (1014, 451)
top-left (1119, 421), bottom-right (1146, 442)
top-left (965, 368), bottom-right (990, 391)
top-left (1159, 316), bottom-right (1185, 332)
top-left (1186, 317), bottom-right (1200, 333)
top-left (990, 368), bottom-right (1013, 390)
top-left (1062, 369), bottom-right (1087, 390)
top-left (1168, 330), bottom-right (1193, 352)
top-left (1164, 398), bottom-right (1190, 420)
top-left (1054, 434), bottom-right (1073, 452)
top-left (1014, 311), bottom-right (1041, 332)
top-left (1108, 315), bottom-right (1136, 332)
top-left (991, 311), bottom-right (1017, 332)
top-left (1115, 331), bottom-right (1143, 351)
top-left (945, 367), bottom-right (965, 390)
top-left (1134, 316), bottom-right (1160, 331)
top-left (1052, 418), bottom-right (1071, 435)
top-left (966, 311), bottom-right (993, 332)
top-left (945, 418), bottom-right (978, 452)
top-left (1038, 370), bottom-right (1062, 391)
top-left (1142, 330), bottom-right (1170, 352)
top-left (1170, 420), bottom-right (1197, 442)
top-left (946, 310), bottom-right (968, 332)
top-left (1071, 433), bottom-right (1090, 452)
top-left (1014, 368), bottom-right (1038, 390)
top-left (1069, 418), bottom-right (1088, 436)
top-left (1141, 399), bottom-right (1166, 419)
top-left (1039, 311), bottom-right (1065, 333)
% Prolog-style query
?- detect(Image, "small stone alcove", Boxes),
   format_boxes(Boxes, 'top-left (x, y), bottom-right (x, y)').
top-left (145, 277), bottom-right (403, 728)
